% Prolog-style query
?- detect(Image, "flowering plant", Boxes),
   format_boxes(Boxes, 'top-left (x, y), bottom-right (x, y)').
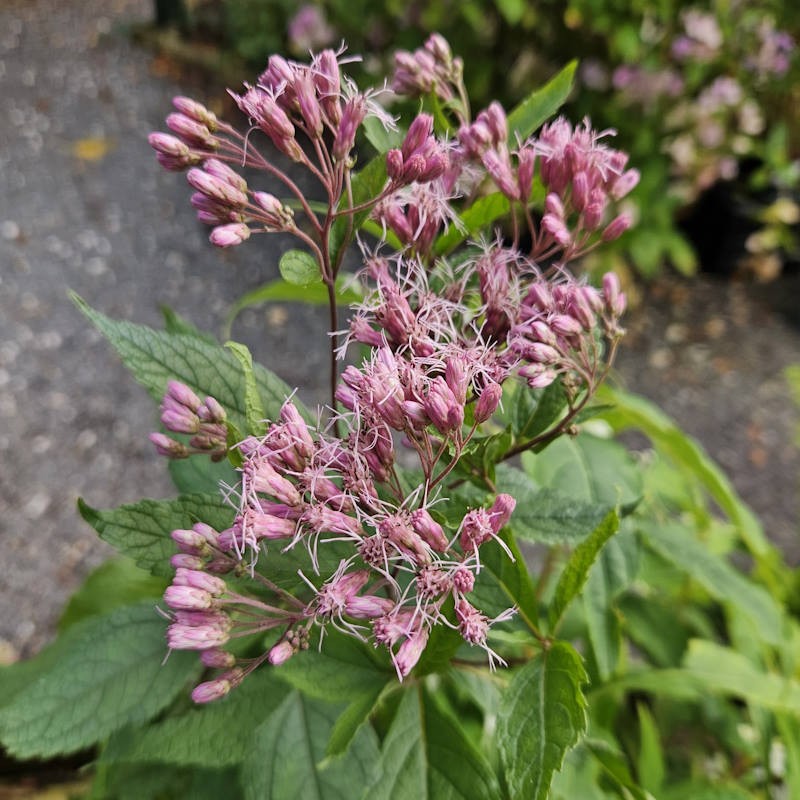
top-left (2, 34), bottom-right (799, 800)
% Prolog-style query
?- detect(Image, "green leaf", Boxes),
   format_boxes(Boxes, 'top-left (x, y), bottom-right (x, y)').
top-left (522, 432), bottom-right (643, 513)
top-left (59, 557), bottom-right (166, 631)
top-left (497, 465), bottom-right (610, 544)
top-left (104, 668), bottom-right (286, 767)
top-left (597, 386), bottom-right (774, 562)
top-left (548, 510), bottom-right (620, 630)
top-left (368, 686), bottom-right (502, 799)
top-left (276, 629), bottom-right (393, 701)
top-left (495, 0), bottom-right (525, 24)
top-left (641, 522), bottom-right (784, 647)
top-left (776, 713), bottom-right (800, 800)
top-left (682, 639), bottom-right (800, 712)
top-left (636, 703), bottom-right (665, 795)
top-left (363, 115), bottom-right (404, 154)
top-left (471, 528), bottom-right (539, 628)
top-left (78, 493), bottom-right (234, 577)
top-left (330, 155), bottom-right (388, 266)
top-left (72, 293), bottom-right (301, 433)
top-left (225, 277), bottom-right (362, 336)
top-left (279, 249), bottom-right (322, 286)
top-left (326, 684), bottom-right (386, 758)
top-left (242, 692), bottom-right (380, 800)
top-left (582, 570), bottom-right (622, 681)
top-left (161, 305), bottom-right (219, 345)
top-left (434, 193), bottom-right (510, 256)
top-left (168, 453), bottom-right (237, 494)
top-left (0, 602), bottom-right (197, 759)
top-left (507, 60), bottom-right (577, 141)
top-left (498, 641), bottom-right (588, 800)
top-left (584, 738), bottom-right (654, 800)
top-left (225, 340), bottom-right (266, 434)
top-left (512, 380), bottom-right (569, 443)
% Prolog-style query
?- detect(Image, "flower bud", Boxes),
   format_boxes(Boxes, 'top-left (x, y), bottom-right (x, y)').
top-left (191, 678), bottom-right (232, 704)
top-left (410, 508), bottom-right (448, 552)
top-left (166, 113), bottom-right (216, 148)
top-left (172, 96), bottom-right (217, 129)
top-left (173, 568), bottom-right (226, 595)
top-left (475, 381), bottom-right (502, 423)
top-left (164, 585), bottom-right (213, 611)
top-left (200, 648), bottom-right (237, 668)
top-left (602, 213), bottom-right (632, 242)
top-left (268, 640), bottom-right (295, 666)
top-left (203, 158), bottom-right (247, 192)
top-left (149, 432), bottom-right (189, 458)
top-left (210, 223), bottom-right (251, 248)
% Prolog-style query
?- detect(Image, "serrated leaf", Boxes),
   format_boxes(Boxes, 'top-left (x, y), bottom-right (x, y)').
top-left (496, 466), bottom-right (609, 544)
top-left (276, 629), bottom-right (393, 701)
top-left (368, 686), bottom-right (502, 799)
top-left (242, 692), bottom-right (380, 800)
top-left (279, 249), bottom-right (321, 286)
top-left (642, 522), bottom-right (784, 647)
top-left (498, 641), bottom-right (588, 800)
top-left (72, 294), bottom-right (301, 432)
top-left (78, 493), bottom-right (234, 577)
top-left (548, 510), bottom-right (619, 630)
top-left (507, 61), bottom-right (577, 141)
top-left (434, 193), bottom-right (510, 256)
top-left (225, 340), bottom-right (266, 434)
top-left (104, 668), bottom-right (286, 767)
top-left (0, 602), bottom-right (197, 759)
top-left (59, 557), bottom-right (167, 631)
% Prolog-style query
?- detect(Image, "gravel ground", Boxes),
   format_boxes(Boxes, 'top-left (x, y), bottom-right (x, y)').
top-left (1, 0), bottom-right (798, 660)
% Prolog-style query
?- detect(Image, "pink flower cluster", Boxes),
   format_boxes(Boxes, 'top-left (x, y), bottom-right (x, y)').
top-left (149, 36), bottom-right (633, 702)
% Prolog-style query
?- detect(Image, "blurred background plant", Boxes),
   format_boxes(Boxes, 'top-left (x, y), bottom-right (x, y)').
top-left (146, 0), bottom-right (799, 283)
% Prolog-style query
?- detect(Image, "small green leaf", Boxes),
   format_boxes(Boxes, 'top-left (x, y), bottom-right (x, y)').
top-left (582, 568), bottom-right (622, 681)
top-left (636, 703), bottom-right (665, 795)
top-left (78, 494), bottom-right (235, 577)
top-left (642, 522), bottom-right (784, 647)
top-left (161, 305), bottom-right (219, 344)
top-left (434, 193), bottom-right (510, 256)
top-left (498, 641), bottom-right (588, 800)
top-left (548, 510), bottom-right (620, 631)
top-left (513, 381), bottom-right (569, 442)
top-left (0, 602), bottom-right (197, 759)
top-left (507, 61), bottom-right (577, 141)
top-left (225, 277), bottom-right (361, 335)
top-left (368, 686), bottom-right (502, 799)
top-left (363, 115), bottom-right (404, 154)
top-left (59, 557), bottom-right (166, 631)
top-left (242, 692), bottom-right (380, 800)
top-left (279, 249), bottom-right (322, 286)
top-left (225, 340), bottom-right (266, 434)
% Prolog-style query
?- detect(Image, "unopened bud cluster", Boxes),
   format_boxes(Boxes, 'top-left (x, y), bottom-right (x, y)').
top-left (149, 380), bottom-right (227, 460)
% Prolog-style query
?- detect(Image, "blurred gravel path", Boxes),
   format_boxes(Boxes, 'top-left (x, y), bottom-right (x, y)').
top-left (1, 0), bottom-right (797, 659)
